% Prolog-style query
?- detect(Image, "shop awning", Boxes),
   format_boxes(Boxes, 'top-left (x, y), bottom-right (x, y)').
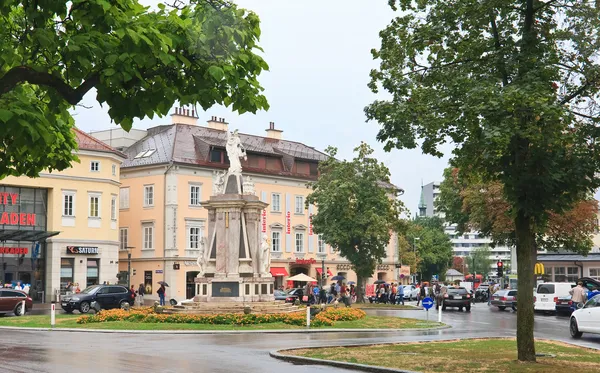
top-left (270, 267), bottom-right (289, 277)
top-left (0, 229), bottom-right (60, 242)
top-left (316, 268), bottom-right (333, 276)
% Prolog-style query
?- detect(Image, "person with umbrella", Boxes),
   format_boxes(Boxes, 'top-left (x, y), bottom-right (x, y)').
top-left (157, 281), bottom-right (168, 306)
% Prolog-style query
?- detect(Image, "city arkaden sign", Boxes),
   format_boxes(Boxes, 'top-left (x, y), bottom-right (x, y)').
top-left (0, 193), bottom-right (37, 226)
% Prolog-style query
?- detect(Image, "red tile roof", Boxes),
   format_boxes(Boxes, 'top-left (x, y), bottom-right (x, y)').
top-left (73, 128), bottom-right (127, 158)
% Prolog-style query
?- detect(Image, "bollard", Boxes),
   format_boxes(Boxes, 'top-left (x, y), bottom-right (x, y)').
top-left (21, 300), bottom-right (26, 316)
top-left (306, 306), bottom-right (311, 328)
top-left (51, 303), bottom-right (56, 328)
top-left (438, 303), bottom-right (442, 323)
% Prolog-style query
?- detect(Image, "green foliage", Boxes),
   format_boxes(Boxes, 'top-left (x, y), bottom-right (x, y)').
top-left (406, 217), bottom-right (453, 282)
top-left (0, 0), bottom-right (268, 178)
top-left (306, 143), bottom-right (403, 283)
top-left (468, 246), bottom-right (494, 277)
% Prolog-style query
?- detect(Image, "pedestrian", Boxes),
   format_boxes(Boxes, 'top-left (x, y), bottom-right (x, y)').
top-left (487, 283), bottom-right (493, 306)
top-left (570, 281), bottom-right (587, 309)
top-left (397, 283), bottom-right (405, 305)
top-left (137, 283), bottom-right (145, 307)
top-left (157, 284), bottom-right (166, 306)
top-left (350, 284), bottom-right (356, 303)
top-left (328, 283), bottom-right (336, 303)
top-left (340, 282), bottom-right (350, 307)
top-left (417, 284), bottom-right (425, 306)
top-left (319, 286), bottom-right (327, 304)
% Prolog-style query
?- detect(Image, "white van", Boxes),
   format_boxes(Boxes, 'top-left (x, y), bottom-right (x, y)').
top-left (534, 282), bottom-right (575, 313)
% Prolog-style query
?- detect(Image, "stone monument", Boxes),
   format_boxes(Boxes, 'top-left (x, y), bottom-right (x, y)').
top-left (194, 130), bottom-right (274, 302)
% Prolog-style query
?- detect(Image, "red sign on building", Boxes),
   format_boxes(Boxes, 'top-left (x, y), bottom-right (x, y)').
top-left (0, 247), bottom-right (29, 255)
top-left (261, 210), bottom-right (267, 233)
top-left (286, 211), bottom-right (291, 234)
top-left (308, 213), bottom-right (313, 236)
top-left (295, 258), bottom-right (316, 265)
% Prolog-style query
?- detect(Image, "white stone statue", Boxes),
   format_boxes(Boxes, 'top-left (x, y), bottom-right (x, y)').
top-left (242, 176), bottom-right (255, 195)
top-left (226, 130), bottom-right (247, 176)
top-left (196, 244), bottom-right (209, 277)
top-left (260, 233), bottom-right (271, 274)
top-left (212, 170), bottom-right (226, 195)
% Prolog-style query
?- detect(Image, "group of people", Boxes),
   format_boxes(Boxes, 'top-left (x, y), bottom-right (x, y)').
top-left (129, 284), bottom-right (148, 306)
top-left (0, 281), bottom-right (30, 294)
top-left (570, 281), bottom-right (600, 309)
top-left (374, 283), bottom-right (406, 305)
top-left (289, 282), bottom-right (355, 307)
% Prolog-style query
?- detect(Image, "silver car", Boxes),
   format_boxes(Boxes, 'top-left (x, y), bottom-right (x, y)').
top-left (490, 289), bottom-right (517, 311)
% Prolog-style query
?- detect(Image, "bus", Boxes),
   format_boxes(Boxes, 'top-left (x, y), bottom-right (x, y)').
top-left (464, 274), bottom-right (484, 290)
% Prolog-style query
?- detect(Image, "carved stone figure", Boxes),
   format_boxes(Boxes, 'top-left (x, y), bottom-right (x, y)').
top-left (196, 244), bottom-right (209, 277)
top-left (242, 176), bottom-right (255, 195)
top-left (260, 233), bottom-right (271, 274)
top-left (212, 170), bottom-right (226, 195)
top-left (226, 130), bottom-right (247, 176)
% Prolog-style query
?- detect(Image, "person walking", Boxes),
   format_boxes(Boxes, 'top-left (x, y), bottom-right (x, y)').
top-left (137, 283), bottom-right (145, 307)
top-left (570, 281), bottom-right (587, 309)
top-left (487, 282), bottom-right (493, 306)
top-left (417, 284), bottom-right (426, 306)
top-left (397, 283), bottom-right (405, 305)
top-left (157, 284), bottom-right (166, 306)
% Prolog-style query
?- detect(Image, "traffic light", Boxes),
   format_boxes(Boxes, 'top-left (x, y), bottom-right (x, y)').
top-left (497, 261), bottom-right (504, 277)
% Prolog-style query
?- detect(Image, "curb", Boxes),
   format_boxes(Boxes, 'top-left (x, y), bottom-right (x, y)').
top-left (0, 324), bottom-right (450, 335)
top-left (270, 349), bottom-right (419, 373)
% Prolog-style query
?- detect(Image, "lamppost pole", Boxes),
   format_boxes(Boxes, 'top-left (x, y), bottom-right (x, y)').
top-left (321, 258), bottom-right (326, 288)
top-left (126, 246), bottom-right (135, 289)
top-left (413, 237), bottom-right (420, 283)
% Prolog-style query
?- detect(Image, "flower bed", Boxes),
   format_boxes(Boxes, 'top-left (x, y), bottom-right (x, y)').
top-left (76, 306), bottom-right (366, 327)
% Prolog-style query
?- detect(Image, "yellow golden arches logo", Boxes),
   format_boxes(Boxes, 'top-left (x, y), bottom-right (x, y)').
top-left (534, 263), bottom-right (545, 275)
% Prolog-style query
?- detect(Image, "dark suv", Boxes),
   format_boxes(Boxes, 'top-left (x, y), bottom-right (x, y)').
top-left (61, 285), bottom-right (134, 313)
top-left (441, 287), bottom-right (472, 312)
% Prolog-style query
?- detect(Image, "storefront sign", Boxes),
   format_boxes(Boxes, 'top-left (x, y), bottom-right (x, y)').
top-left (0, 212), bottom-right (36, 226)
top-left (155, 269), bottom-right (163, 274)
top-left (184, 261), bottom-right (197, 266)
top-left (295, 258), bottom-right (316, 265)
top-left (0, 247), bottom-right (28, 255)
top-left (0, 192), bottom-right (19, 205)
top-left (286, 211), bottom-right (291, 234)
top-left (308, 213), bottom-right (313, 236)
top-left (66, 246), bottom-right (99, 255)
top-left (261, 209), bottom-right (267, 233)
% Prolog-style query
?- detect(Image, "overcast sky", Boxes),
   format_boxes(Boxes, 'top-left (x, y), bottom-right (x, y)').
top-left (73, 0), bottom-right (453, 214)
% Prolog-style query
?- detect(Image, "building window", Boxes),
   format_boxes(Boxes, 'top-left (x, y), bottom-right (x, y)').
top-left (190, 184), bottom-right (201, 206)
top-left (590, 268), bottom-right (600, 281)
top-left (271, 231), bottom-right (281, 252)
top-left (142, 223), bottom-right (154, 250)
top-left (567, 267), bottom-right (579, 283)
top-left (144, 185), bottom-right (154, 207)
top-left (111, 195), bottom-right (117, 220)
top-left (554, 267), bottom-right (566, 282)
top-left (120, 187), bottom-right (130, 209)
top-left (112, 164), bottom-right (117, 176)
top-left (318, 234), bottom-right (325, 253)
top-left (89, 194), bottom-right (100, 217)
top-left (295, 232), bottom-right (304, 253)
top-left (63, 191), bottom-right (75, 217)
top-left (90, 161), bottom-right (100, 172)
top-left (60, 258), bottom-right (74, 292)
top-left (86, 259), bottom-right (99, 287)
top-left (271, 193), bottom-right (281, 212)
top-left (119, 228), bottom-right (128, 251)
top-left (186, 220), bottom-right (204, 250)
top-left (210, 149), bottom-right (224, 163)
top-left (295, 196), bottom-right (304, 214)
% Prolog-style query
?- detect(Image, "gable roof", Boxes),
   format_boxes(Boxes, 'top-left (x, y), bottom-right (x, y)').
top-left (446, 269), bottom-right (464, 276)
top-left (74, 128), bottom-right (127, 158)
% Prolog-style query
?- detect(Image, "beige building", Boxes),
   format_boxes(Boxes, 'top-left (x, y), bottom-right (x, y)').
top-left (109, 110), bottom-right (404, 302)
top-left (0, 130), bottom-right (125, 302)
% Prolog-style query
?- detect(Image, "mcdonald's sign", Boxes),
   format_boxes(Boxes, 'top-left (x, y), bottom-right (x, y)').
top-left (534, 262), bottom-right (545, 275)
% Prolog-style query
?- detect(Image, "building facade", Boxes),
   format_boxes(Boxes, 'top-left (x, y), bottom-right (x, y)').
top-left (0, 129), bottom-right (125, 302)
top-left (418, 181), bottom-right (513, 276)
top-left (112, 110), bottom-right (404, 302)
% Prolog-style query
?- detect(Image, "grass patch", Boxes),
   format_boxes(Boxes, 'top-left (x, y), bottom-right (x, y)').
top-left (284, 338), bottom-right (600, 373)
top-left (0, 314), bottom-right (442, 331)
top-left (353, 303), bottom-right (419, 310)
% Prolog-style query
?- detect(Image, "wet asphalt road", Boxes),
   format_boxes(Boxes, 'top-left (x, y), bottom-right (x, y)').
top-left (1, 302), bottom-right (599, 373)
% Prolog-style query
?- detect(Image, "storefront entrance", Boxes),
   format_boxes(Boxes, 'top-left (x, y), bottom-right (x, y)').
top-left (186, 271), bottom-right (199, 300)
top-left (289, 266), bottom-right (309, 288)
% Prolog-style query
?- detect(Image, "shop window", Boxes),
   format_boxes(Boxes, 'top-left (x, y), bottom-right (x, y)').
top-left (60, 258), bottom-right (74, 292)
top-left (119, 228), bottom-right (128, 251)
top-left (90, 161), bottom-right (100, 172)
top-left (62, 191), bottom-right (75, 217)
top-left (189, 184), bottom-right (202, 206)
top-left (142, 223), bottom-right (154, 249)
top-left (120, 187), bottom-right (130, 209)
top-left (144, 185), bottom-right (154, 207)
top-left (271, 193), bottom-right (281, 212)
top-left (295, 196), bottom-right (304, 214)
top-left (86, 259), bottom-right (99, 287)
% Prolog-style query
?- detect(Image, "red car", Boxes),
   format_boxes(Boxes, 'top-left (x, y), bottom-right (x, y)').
top-left (0, 289), bottom-right (33, 316)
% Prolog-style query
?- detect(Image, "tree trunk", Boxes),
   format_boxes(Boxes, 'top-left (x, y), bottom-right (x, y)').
top-left (515, 211), bottom-right (536, 362)
top-left (355, 276), bottom-right (367, 303)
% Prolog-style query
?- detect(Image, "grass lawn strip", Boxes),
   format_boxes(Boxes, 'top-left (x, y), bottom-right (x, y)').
top-left (284, 338), bottom-right (600, 373)
top-left (0, 314), bottom-right (443, 331)
top-left (353, 304), bottom-right (420, 310)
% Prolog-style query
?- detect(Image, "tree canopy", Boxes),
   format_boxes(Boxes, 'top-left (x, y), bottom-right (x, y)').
top-left (0, 0), bottom-right (268, 177)
top-left (406, 216), bottom-right (453, 282)
top-left (468, 246), bottom-right (495, 277)
top-left (366, 0), bottom-right (600, 361)
top-left (307, 143), bottom-right (403, 301)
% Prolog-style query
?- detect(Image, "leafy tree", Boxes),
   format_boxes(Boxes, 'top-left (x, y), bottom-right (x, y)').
top-left (398, 234), bottom-right (420, 276)
top-left (307, 143), bottom-right (403, 302)
top-left (468, 246), bottom-right (495, 277)
top-left (437, 167), bottom-right (599, 253)
top-left (0, 0), bottom-right (268, 178)
top-left (451, 256), bottom-right (465, 273)
top-left (366, 0), bottom-right (600, 361)
top-left (406, 217), bottom-right (453, 282)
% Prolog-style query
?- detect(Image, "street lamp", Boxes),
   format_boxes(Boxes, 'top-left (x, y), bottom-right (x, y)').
top-left (126, 246), bottom-right (135, 289)
top-left (413, 237), bottom-right (420, 283)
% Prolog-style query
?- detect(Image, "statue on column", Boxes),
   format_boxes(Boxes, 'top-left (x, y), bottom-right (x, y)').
top-left (226, 130), bottom-right (247, 176)
top-left (260, 233), bottom-right (271, 275)
top-left (196, 243), bottom-right (209, 278)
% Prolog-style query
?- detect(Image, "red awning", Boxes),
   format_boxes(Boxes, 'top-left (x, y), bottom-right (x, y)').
top-left (316, 268), bottom-right (333, 276)
top-left (270, 267), bottom-right (289, 277)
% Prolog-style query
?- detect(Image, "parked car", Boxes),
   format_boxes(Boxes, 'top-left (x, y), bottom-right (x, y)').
top-left (441, 287), bottom-right (471, 312)
top-left (577, 277), bottom-right (600, 292)
top-left (491, 289), bottom-right (517, 311)
top-left (0, 289), bottom-right (33, 316)
top-left (61, 284), bottom-right (134, 313)
top-left (403, 285), bottom-right (419, 300)
top-left (534, 282), bottom-right (575, 313)
top-left (274, 289), bottom-right (288, 301)
top-left (555, 295), bottom-right (578, 315)
top-left (284, 288), bottom-right (304, 303)
top-left (570, 294), bottom-right (600, 338)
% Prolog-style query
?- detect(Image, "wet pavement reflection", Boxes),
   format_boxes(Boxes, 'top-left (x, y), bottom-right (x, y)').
top-left (1, 304), bottom-right (598, 372)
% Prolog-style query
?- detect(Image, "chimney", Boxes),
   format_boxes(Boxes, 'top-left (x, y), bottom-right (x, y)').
top-left (207, 116), bottom-right (229, 131)
top-left (265, 122), bottom-right (283, 140)
top-left (171, 106), bottom-right (198, 125)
